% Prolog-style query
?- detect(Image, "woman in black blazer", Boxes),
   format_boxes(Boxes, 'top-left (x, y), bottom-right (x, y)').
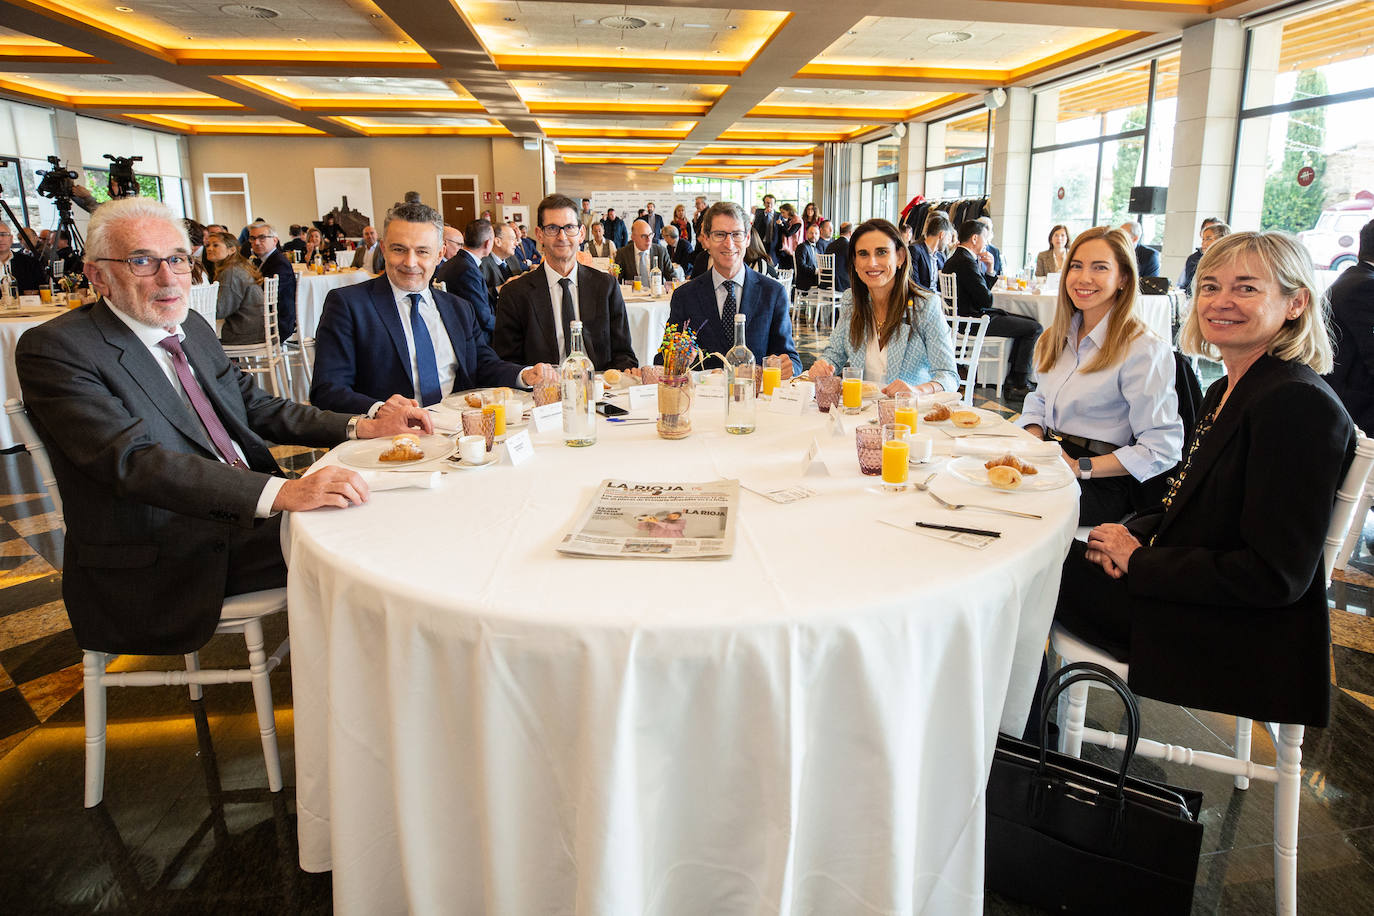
top-left (1056, 231), bottom-right (1355, 727)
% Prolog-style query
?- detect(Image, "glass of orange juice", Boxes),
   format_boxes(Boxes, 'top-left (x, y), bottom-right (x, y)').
top-left (632, 278), bottom-right (643, 292)
top-left (893, 396), bottom-right (918, 435)
top-left (482, 402), bottom-right (506, 437)
top-left (841, 367), bottom-right (863, 414)
top-left (881, 424), bottom-right (910, 488)
top-left (760, 365), bottom-right (781, 397)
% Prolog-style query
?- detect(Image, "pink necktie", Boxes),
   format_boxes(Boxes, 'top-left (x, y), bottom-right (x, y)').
top-left (158, 335), bottom-right (247, 469)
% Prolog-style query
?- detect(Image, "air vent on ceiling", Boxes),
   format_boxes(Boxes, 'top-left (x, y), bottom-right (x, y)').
top-left (602, 81), bottom-right (635, 90)
top-left (220, 4), bottom-right (281, 19)
top-left (928, 30), bottom-right (973, 44)
top-left (830, 89), bottom-right (867, 97)
top-left (599, 15), bottom-right (648, 30)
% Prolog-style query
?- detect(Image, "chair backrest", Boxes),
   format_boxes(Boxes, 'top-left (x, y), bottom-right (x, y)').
top-left (4, 399), bottom-right (64, 530)
top-left (946, 314), bottom-right (989, 405)
top-left (433, 280), bottom-right (446, 293)
top-left (261, 276), bottom-right (281, 353)
top-left (776, 268), bottom-right (794, 288)
top-left (187, 282), bottom-right (219, 327)
top-left (1325, 432), bottom-right (1374, 583)
top-left (937, 272), bottom-right (957, 318)
top-left (818, 253), bottom-right (836, 292)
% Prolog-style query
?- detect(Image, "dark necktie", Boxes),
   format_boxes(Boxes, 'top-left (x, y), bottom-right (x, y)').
top-left (157, 335), bottom-right (247, 469)
top-left (721, 279), bottom-right (737, 330)
top-left (407, 292), bottom-right (442, 407)
top-left (559, 276), bottom-right (576, 356)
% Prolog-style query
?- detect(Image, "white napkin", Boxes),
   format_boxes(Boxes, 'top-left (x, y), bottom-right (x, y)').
top-left (951, 438), bottom-right (1062, 459)
top-left (360, 470), bottom-right (442, 491)
top-left (916, 392), bottom-right (962, 410)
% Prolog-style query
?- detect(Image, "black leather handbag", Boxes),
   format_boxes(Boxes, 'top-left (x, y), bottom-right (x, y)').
top-left (985, 662), bottom-right (1204, 915)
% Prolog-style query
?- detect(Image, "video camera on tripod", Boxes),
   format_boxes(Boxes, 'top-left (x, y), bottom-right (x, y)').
top-left (104, 153), bottom-right (143, 198)
top-left (36, 155), bottom-right (78, 204)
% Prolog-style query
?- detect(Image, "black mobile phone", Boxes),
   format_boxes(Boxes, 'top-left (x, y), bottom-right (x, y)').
top-left (596, 402), bottom-right (629, 417)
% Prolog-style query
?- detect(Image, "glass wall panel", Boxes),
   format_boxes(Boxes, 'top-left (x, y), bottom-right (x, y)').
top-left (1028, 144), bottom-right (1098, 243)
top-left (1033, 61), bottom-right (1151, 148)
top-left (927, 111), bottom-right (989, 167)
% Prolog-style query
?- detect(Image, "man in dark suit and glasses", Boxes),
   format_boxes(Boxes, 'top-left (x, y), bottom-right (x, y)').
top-left (436, 217), bottom-right (498, 344)
top-left (15, 197), bottom-right (426, 655)
top-left (493, 194), bottom-right (638, 372)
top-left (660, 201), bottom-right (800, 373)
top-left (311, 201), bottom-right (558, 416)
top-left (246, 222), bottom-right (298, 340)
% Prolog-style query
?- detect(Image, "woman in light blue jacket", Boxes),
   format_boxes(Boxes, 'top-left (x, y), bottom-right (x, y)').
top-left (810, 218), bottom-right (958, 396)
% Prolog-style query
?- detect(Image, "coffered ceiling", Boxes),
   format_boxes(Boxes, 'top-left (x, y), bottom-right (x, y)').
top-left (0, 0), bottom-right (1279, 178)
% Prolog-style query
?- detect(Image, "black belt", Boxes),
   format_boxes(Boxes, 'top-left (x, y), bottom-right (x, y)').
top-left (1045, 427), bottom-right (1120, 456)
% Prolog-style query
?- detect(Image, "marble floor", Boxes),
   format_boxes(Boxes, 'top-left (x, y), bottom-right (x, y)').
top-left (1, 319), bottom-right (1372, 914)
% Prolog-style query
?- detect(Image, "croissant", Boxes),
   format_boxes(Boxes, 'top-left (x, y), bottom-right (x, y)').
top-left (950, 411), bottom-right (981, 428)
top-left (984, 454), bottom-right (1038, 476)
top-left (987, 465), bottom-right (1023, 489)
top-left (924, 402), bottom-right (951, 422)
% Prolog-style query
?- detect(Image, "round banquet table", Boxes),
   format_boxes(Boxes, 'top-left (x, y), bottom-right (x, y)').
top-left (621, 289), bottom-right (672, 366)
top-left (1, 308), bottom-right (66, 447)
top-left (992, 288), bottom-right (1173, 343)
top-left (294, 268), bottom-right (374, 339)
top-left (284, 396), bottom-right (1079, 915)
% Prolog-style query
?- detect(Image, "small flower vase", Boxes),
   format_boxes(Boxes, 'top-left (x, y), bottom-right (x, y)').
top-left (656, 373), bottom-right (694, 439)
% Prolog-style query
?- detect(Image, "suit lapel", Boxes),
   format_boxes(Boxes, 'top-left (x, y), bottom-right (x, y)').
top-left (368, 277), bottom-right (413, 386)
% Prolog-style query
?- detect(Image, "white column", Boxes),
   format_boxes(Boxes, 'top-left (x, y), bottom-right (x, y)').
top-left (897, 121), bottom-right (928, 207)
top-left (989, 88), bottom-right (1033, 273)
top-left (1162, 18), bottom-right (1247, 278)
top-left (50, 109), bottom-right (89, 236)
top-left (1228, 22), bottom-right (1281, 232)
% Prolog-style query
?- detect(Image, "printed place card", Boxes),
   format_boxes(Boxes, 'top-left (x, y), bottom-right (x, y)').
top-left (743, 482), bottom-right (816, 504)
top-left (769, 384), bottom-right (807, 415)
top-left (801, 438), bottom-right (830, 477)
top-left (627, 384), bottom-right (657, 411)
top-left (504, 429), bottom-right (534, 466)
top-left (18, 295), bottom-right (42, 309)
top-left (827, 408), bottom-right (846, 437)
top-left (530, 402), bottom-right (562, 432)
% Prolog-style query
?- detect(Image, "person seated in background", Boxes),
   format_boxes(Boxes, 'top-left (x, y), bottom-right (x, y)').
top-left (794, 224), bottom-right (821, 293)
top-left (1050, 230), bottom-right (1354, 736)
top-left (744, 227), bottom-right (780, 279)
top-left (801, 202), bottom-right (823, 231)
top-left (516, 225), bottom-right (540, 267)
top-left (941, 219), bottom-right (1041, 392)
top-left (300, 227), bottom-right (327, 265)
top-left (183, 219), bottom-right (209, 283)
top-left (775, 203), bottom-right (803, 270)
top-left (0, 223), bottom-right (45, 293)
top-left (51, 230), bottom-right (83, 278)
top-left (690, 196), bottom-right (709, 239)
top-left (583, 221), bottom-right (616, 259)
top-left (661, 225), bottom-right (690, 281)
top-left (204, 230), bottom-right (266, 345)
top-left (14, 197), bottom-right (427, 658)
top-left (506, 224), bottom-right (535, 275)
top-left (1017, 227), bottom-right (1182, 525)
top-left (438, 223), bottom-right (463, 271)
top-left (826, 222), bottom-right (853, 293)
top-left (281, 224), bottom-right (307, 257)
top-left (691, 226), bottom-right (711, 279)
top-left (200, 223), bottom-right (227, 278)
top-left (1035, 224), bottom-right (1070, 277)
top-left (319, 212), bottom-right (345, 249)
top-left (670, 204), bottom-right (693, 248)
top-left (809, 218), bottom-right (958, 398)
top-left (817, 219), bottom-right (834, 250)
top-left (488, 222), bottom-right (521, 286)
top-left (311, 201), bottom-right (557, 414)
top-left (601, 208), bottom-right (629, 249)
top-left (1323, 218), bottom-right (1374, 436)
top-left (1118, 219), bottom-right (1161, 278)
top-left (351, 225), bottom-right (384, 273)
top-left (493, 194), bottom-right (637, 373)
top-left (975, 216), bottom-right (1003, 278)
top-left (1177, 217), bottom-right (1221, 295)
top-left (614, 219), bottom-right (674, 288)
top-left (910, 213), bottom-right (951, 292)
top-left (246, 222), bottom-right (297, 341)
top-left (661, 202), bottom-right (800, 374)
top-left (435, 217), bottom-right (497, 345)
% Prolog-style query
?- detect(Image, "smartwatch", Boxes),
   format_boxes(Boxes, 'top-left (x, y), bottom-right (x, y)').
top-left (1078, 457), bottom-right (1093, 480)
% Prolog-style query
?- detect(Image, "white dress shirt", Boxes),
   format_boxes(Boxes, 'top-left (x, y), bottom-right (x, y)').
top-left (862, 333), bottom-right (889, 385)
top-left (710, 264), bottom-right (748, 319)
top-left (108, 301), bottom-right (285, 516)
top-left (385, 279), bottom-right (458, 406)
top-left (1017, 309), bottom-right (1183, 481)
top-left (544, 262), bottom-right (580, 354)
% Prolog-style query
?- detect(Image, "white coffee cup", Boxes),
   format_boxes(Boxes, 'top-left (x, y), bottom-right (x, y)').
top-left (505, 400), bottom-right (524, 425)
top-left (907, 433), bottom-right (934, 463)
top-left (458, 435), bottom-right (487, 464)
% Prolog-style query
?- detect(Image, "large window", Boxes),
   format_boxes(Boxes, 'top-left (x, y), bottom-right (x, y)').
top-left (925, 109), bottom-right (990, 199)
top-left (674, 175), bottom-right (745, 204)
top-left (1231, 0), bottom-right (1374, 276)
top-left (76, 116), bottom-right (186, 217)
top-left (0, 101), bottom-right (59, 230)
top-left (859, 136), bottom-right (899, 222)
top-left (1026, 50), bottom-right (1179, 269)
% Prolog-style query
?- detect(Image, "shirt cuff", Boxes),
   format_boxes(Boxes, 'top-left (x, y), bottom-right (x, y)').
top-left (256, 476), bottom-right (288, 518)
top-left (517, 367), bottom-right (534, 390)
top-left (366, 401), bottom-right (383, 418)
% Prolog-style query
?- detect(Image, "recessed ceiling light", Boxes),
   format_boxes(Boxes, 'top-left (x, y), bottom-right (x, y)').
top-left (518, 43), bottom-right (528, 48)
top-left (1040, 39), bottom-right (1053, 45)
top-left (681, 23), bottom-right (710, 29)
top-left (929, 30), bottom-right (974, 44)
top-left (503, 16), bottom-right (516, 22)
top-left (793, 89), bottom-right (813, 94)
top-left (603, 82), bottom-right (634, 89)
top-left (276, 77), bottom-right (287, 82)
top-left (294, 37), bottom-right (305, 42)
top-left (114, 5), bottom-right (133, 11)
top-left (370, 12), bottom-right (381, 17)
top-left (577, 18), bottom-right (597, 25)
top-left (848, 30), bottom-right (858, 35)
top-left (656, 85), bottom-right (669, 91)
top-left (399, 40), bottom-right (410, 44)
top-left (617, 46), bottom-right (626, 51)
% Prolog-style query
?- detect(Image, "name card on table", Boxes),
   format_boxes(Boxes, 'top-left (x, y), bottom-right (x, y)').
top-left (769, 384), bottom-right (809, 416)
top-left (801, 438), bottom-right (831, 477)
top-left (827, 408), bottom-right (846, 438)
top-left (627, 384), bottom-right (657, 411)
top-left (504, 429), bottom-right (535, 466)
top-left (743, 481), bottom-right (816, 504)
top-left (18, 295), bottom-right (42, 309)
top-left (530, 402), bottom-right (562, 432)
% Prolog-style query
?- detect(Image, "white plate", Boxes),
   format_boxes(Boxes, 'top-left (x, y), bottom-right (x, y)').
top-left (916, 391), bottom-right (962, 410)
top-left (335, 435), bottom-right (455, 469)
top-left (444, 388), bottom-right (535, 411)
top-left (445, 453), bottom-right (498, 470)
top-left (946, 455), bottom-right (1074, 492)
top-left (920, 406), bottom-right (1004, 427)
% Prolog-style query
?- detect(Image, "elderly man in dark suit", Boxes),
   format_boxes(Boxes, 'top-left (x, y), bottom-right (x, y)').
top-left (942, 220), bottom-right (1040, 392)
top-left (350, 224), bottom-right (384, 273)
top-left (246, 222), bottom-right (298, 340)
top-left (614, 219), bottom-right (674, 288)
top-left (1119, 219), bottom-right (1161, 278)
top-left (660, 202), bottom-right (800, 373)
top-left (311, 201), bottom-right (558, 415)
top-left (493, 194), bottom-right (638, 372)
top-left (1324, 219), bottom-right (1374, 434)
top-left (14, 197), bottom-right (425, 656)
top-left (435, 217), bottom-right (498, 344)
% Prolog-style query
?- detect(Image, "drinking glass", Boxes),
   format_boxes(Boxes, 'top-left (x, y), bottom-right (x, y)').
top-left (881, 424), bottom-right (911, 488)
top-left (855, 425), bottom-right (883, 476)
top-left (841, 367), bottom-right (863, 414)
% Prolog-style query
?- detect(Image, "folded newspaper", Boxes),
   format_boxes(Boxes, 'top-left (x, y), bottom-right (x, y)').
top-left (558, 479), bottom-right (739, 558)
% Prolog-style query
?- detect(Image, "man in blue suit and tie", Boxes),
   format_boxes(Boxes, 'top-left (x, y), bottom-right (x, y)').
top-left (311, 201), bottom-right (558, 415)
top-left (659, 202), bottom-right (800, 373)
top-left (434, 217), bottom-right (498, 344)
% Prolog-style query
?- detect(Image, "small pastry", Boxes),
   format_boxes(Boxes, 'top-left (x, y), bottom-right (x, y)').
top-left (924, 402), bottom-right (952, 422)
top-left (603, 369), bottom-right (623, 387)
top-left (861, 381), bottom-right (882, 399)
top-left (379, 434), bottom-right (424, 462)
top-left (985, 454), bottom-right (1039, 476)
top-left (464, 392), bottom-right (484, 408)
top-left (950, 410), bottom-right (981, 428)
top-left (987, 465), bottom-right (1023, 489)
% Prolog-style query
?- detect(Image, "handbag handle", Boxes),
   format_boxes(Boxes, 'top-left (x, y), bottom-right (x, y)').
top-left (1036, 661), bottom-right (1142, 800)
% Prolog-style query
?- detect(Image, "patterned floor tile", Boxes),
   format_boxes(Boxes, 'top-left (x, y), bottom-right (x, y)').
top-left (0, 688), bottom-right (39, 741)
top-left (0, 539), bottom-right (37, 559)
top-left (8, 512), bottom-right (61, 539)
top-left (0, 600), bottom-right (71, 653)
top-left (0, 495), bottom-right (44, 509)
top-left (16, 663), bottom-right (83, 723)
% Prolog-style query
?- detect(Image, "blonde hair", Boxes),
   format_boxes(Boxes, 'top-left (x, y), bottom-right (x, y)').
top-left (1034, 226), bottom-right (1145, 374)
top-left (1178, 231), bottom-right (1333, 373)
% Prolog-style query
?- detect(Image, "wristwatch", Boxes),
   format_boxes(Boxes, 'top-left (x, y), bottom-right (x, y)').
top-left (1078, 457), bottom-right (1093, 480)
top-left (346, 415), bottom-right (362, 440)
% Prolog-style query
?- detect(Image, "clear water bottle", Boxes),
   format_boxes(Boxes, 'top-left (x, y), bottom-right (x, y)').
top-left (724, 312), bottom-right (756, 435)
top-left (561, 319), bottom-right (596, 447)
top-left (650, 265), bottom-right (662, 295)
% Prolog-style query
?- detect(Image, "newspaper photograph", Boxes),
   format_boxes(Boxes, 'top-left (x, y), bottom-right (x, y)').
top-left (558, 479), bottom-right (739, 559)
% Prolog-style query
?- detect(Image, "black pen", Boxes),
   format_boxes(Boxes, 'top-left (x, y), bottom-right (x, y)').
top-left (913, 521), bottom-right (1001, 538)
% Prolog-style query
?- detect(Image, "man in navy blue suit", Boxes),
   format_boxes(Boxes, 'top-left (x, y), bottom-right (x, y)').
top-left (641, 201), bottom-right (666, 242)
top-left (660, 202), bottom-right (800, 373)
top-left (910, 213), bottom-right (951, 291)
top-left (1120, 220), bottom-right (1161, 278)
top-left (247, 222), bottom-right (298, 340)
top-left (310, 201), bottom-right (558, 415)
top-left (434, 217), bottom-right (498, 345)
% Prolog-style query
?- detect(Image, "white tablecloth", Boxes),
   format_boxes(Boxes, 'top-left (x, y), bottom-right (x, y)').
top-left (622, 293), bottom-right (672, 366)
top-left (295, 269), bottom-right (373, 339)
top-left (285, 401), bottom-right (1078, 914)
top-left (1, 309), bottom-right (65, 448)
top-left (992, 289), bottom-right (1174, 344)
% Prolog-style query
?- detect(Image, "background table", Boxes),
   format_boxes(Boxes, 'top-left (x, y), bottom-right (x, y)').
top-left (285, 400), bottom-right (1078, 914)
top-left (2, 308), bottom-right (65, 447)
top-left (294, 269), bottom-right (373, 338)
top-left (621, 290), bottom-right (672, 365)
top-left (992, 288), bottom-right (1173, 343)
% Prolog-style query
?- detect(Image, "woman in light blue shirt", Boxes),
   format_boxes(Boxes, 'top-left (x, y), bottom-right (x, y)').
top-left (1018, 226), bottom-right (1182, 524)
top-left (809, 218), bottom-right (958, 396)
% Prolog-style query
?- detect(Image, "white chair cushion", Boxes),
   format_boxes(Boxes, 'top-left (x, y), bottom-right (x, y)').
top-left (220, 587), bottom-right (288, 621)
